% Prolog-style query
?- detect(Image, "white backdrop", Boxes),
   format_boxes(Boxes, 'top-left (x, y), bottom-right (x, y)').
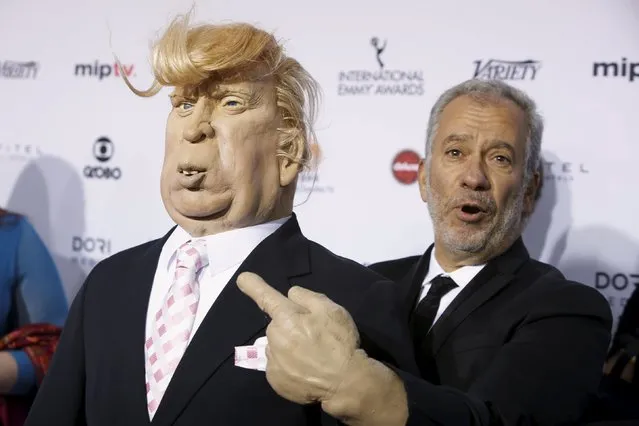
top-left (1, 0), bottom-right (638, 335)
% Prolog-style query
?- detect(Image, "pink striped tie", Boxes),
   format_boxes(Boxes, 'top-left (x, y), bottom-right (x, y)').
top-left (145, 239), bottom-right (208, 418)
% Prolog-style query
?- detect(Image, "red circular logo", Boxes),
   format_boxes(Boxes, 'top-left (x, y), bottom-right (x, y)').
top-left (392, 150), bottom-right (421, 184)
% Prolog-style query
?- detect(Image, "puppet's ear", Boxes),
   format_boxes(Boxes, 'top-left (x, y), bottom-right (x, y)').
top-left (277, 129), bottom-right (306, 187)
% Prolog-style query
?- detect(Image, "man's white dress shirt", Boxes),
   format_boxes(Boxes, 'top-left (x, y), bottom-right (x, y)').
top-left (417, 248), bottom-right (486, 329)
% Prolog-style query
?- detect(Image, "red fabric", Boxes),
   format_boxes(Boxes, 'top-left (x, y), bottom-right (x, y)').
top-left (0, 324), bottom-right (61, 426)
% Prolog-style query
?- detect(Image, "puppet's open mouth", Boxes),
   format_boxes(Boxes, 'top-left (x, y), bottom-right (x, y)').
top-left (177, 164), bottom-right (207, 188)
top-left (178, 164), bottom-right (207, 176)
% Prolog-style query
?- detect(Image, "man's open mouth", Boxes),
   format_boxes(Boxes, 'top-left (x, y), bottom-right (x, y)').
top-left (460, 204), bottom-right (484, 215)
top-left (455, 202), bottom-right (490, 223)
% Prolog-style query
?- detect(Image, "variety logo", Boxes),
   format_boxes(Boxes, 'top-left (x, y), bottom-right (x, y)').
top-left (541, 160), bottom-right (589, 182)
top-left (0, 60), bottom-right (39, 79)
top-left (71, 236), bottom-right (113, 269)
top-left (74, 61), bottom-right (135, 80)
top-left (337, 37), bottom-right (424, 96)
top-left (473, 59), bottom-right (541, 81)
top-left (392, 150), bottom-right (421, 184)
top-left (84, 136), bottom-right (122, 180)
top-left (593, 58), bottom-right (639, 82)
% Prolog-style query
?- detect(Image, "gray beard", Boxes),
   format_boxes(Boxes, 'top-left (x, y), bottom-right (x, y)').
top-left (425, 176), bottom-right (525, 257)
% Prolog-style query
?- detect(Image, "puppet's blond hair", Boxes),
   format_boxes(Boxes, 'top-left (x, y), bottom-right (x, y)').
top-left (118, 12), bottom-right (320, 169)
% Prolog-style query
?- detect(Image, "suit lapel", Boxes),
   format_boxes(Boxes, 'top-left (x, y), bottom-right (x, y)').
top-left (151, 216), bottom-right (309, 426)
top-left (424, 238), bottom-right (530, 356)
top-left (118, 228), bottom-right (175, 426)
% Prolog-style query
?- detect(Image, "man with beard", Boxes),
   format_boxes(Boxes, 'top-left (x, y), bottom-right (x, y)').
top-left (237, 79), bottom-right (613, 426)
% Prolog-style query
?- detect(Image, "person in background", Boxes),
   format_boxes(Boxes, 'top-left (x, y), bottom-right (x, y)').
top-left (0, 208), bottom-right (68, 425)
top-left (605, 286), bottom-right (639, 385)
top-left (587, 285), bottom-right (639, 422)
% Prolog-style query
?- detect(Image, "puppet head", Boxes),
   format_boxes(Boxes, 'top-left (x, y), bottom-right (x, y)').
top-left (121, 13), bottom-right (320, 236)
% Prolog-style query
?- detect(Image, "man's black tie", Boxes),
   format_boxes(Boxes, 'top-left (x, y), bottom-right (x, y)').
top-left (411, 275), bottom-right (458, 349)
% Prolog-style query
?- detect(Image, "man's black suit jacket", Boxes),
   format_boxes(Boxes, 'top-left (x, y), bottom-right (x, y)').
top-left (369, 238), bottom-right (613, 426)
top-left (25, 215), bottom-right (417, 426)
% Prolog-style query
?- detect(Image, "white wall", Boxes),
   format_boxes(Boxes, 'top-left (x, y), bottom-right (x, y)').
top-left (1, 0), bottom-right (637, 334)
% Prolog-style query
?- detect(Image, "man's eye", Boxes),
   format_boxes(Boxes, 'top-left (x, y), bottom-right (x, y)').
top-left (494, 155), bottom-right (512, 164)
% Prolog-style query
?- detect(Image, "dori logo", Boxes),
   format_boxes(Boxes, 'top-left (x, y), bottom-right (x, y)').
top-left (72, 236), bottom-right (112, 255)
top-left (74, 61), bottom-right (135, 80)
top-left (71, 236), bottom-right (112, 269)
top-left (392, 150), bottom-right (421, 184)
top-left (84, 136), bottom-right (122, 180)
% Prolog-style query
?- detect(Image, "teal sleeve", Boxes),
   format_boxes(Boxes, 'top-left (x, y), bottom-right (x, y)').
top-left (7, 350), bottom-right (36, 394)
top-left (6, 219), bottom-right (69, 394)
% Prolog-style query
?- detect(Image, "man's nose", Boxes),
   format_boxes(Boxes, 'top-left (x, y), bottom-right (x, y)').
top-left (461, 158), bottom-right (490, 191)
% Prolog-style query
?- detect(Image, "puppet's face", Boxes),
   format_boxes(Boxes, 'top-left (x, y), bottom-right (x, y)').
top-left (161, 79), bottom-right (297, 236)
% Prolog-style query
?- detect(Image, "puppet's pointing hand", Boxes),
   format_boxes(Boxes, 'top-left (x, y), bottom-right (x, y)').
top-left (236, 272), bottom-right (409, 426)
top-left (236, 271), bottom-right (360, 406)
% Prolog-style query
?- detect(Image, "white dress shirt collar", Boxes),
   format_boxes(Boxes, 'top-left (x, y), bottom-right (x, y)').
top-left (159, 216), bottom-right (292, 277)
top-left (423, 247), bottom-right (486, 289)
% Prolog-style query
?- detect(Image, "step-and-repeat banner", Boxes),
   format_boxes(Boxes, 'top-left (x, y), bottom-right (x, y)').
top-left (1, 0), bottom-right (638, 335)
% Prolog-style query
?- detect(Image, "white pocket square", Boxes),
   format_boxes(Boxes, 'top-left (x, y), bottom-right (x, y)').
top-left (234, 336), bottom-right (268, 371)
top-left (253, 336), bottom-right (268, 345)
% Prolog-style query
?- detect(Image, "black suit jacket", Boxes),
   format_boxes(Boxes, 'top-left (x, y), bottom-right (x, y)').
top-left (609, 285), bottom-right (639, 358)
top-left (25, 215), bottom-right (416, 426)
top-left (370, 238), bottom-right (613, 426)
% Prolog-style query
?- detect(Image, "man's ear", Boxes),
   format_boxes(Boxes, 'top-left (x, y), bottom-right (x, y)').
top-left (418, 158), bottom-right (428, 202)
top-left (522, 171), bottom-right (541, 217)
top-left (278, 134), bottom-right (305, 187)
